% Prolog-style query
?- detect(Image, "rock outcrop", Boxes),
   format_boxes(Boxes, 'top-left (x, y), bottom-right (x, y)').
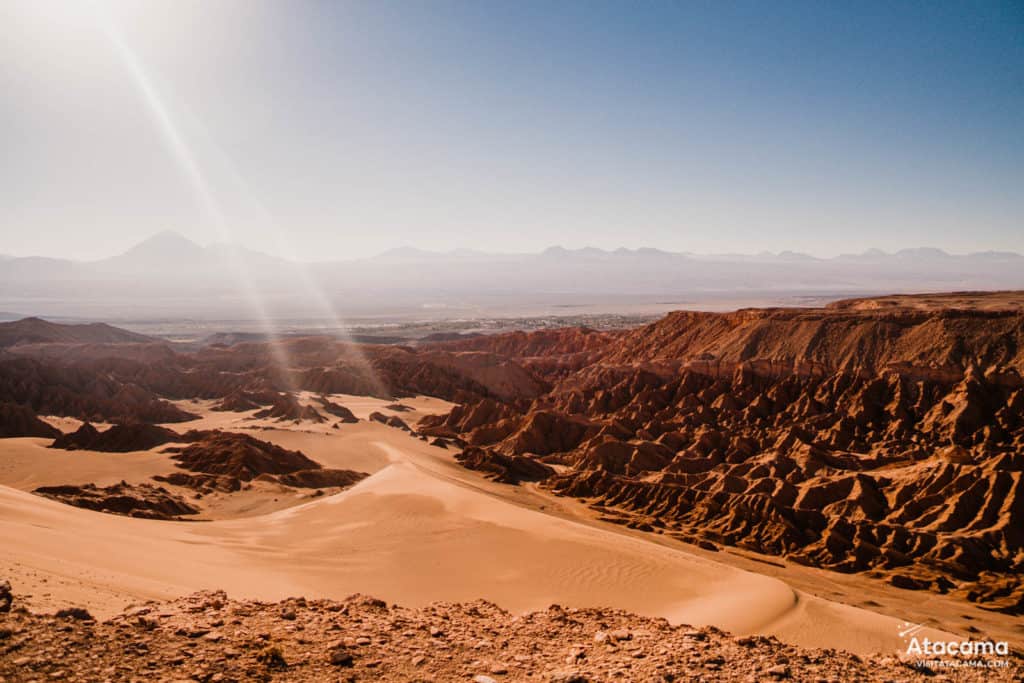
top-left (33, 482), bottom-right (200, 520)
top-left (253, 394), bottom-right (325, 422)
top-left (164, 432), bottom-right (321, 482)
top-left (369, 411), bottom-right (411, 431)
top-left (271, 468), bottom-right (368, 489)
top-left (0, 402), bottom-right (60, 438)
top-left (315, 396), bottom-right (358, 423)
top-left (211, 390), bottom-right (263, 412)
top-left (456, 446), bottom-right (556, 484)
top-left (0, 358), bottom-right (197, 423)
top-left (50, 422), bottom-right (182, 452)
top-left (151, 471), bottom-right (242, 494)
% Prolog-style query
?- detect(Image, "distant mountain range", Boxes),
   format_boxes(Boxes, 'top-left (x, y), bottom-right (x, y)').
top-left (365, 241), bottom-right (1024, 265)
top-left (2, 231), bottom-right (1023, 320)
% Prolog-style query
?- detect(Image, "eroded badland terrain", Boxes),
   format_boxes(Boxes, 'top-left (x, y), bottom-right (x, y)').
top-left (1, 291), bottom-right (1023, 681)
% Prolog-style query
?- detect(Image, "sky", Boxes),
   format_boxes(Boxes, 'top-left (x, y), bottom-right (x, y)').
top-left (0, 0), bottom-right (1021, 261)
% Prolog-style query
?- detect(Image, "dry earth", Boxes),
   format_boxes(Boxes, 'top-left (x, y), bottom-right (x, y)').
top-left (0, 590), bottom-right (1015, 683)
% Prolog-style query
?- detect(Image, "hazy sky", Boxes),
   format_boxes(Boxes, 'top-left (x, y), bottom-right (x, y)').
top-left (1, 1), bottom-right (1021, 260)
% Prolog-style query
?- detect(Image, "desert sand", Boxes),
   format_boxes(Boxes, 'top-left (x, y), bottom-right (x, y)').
top-left (0, 397), bottom-right (972, 659)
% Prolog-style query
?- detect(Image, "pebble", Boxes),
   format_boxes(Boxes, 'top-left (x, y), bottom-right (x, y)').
top-left (328, 645), bottom-right (354, 667)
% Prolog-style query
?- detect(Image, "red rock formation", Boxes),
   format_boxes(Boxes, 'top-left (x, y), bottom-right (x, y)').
top-left (164, 432), bottom-right (322, 482)
top-left (152, 471), bottom-right (241, 493)
top-left (369, 346), bottom-right (547, 402)
top-left (455, 446), bottom-right (555, 484)
top-left (368, 412), bottom-right (411, 431)
top-left (50, 423), bottom-right (182, 452)
top-left (428, 295), bottom-right (1024, 613)
top-left (211, 390), bottom-right (262, 412)
top-left (253, 395), bottom-right (325, 422)
top-left (33, 482), bottom-right (199, 520)
top-left (272, 468), bottom-right (367, 489)
top-left (428, 327), bottom-right (615, 356)
top-left (418, 398), bottom-right (516, 439)
top-left (0, 358), bottom-right (197, 423)
top-left (0, 402), bottom-right (60, 438)
top-left (315, 396), bottom-right (358, 423)
top-left (0, 325), bottom-right (547, 426)
top-left (602, 306), bottom-right (1024, 375)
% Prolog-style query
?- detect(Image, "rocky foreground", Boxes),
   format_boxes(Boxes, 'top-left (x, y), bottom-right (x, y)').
top-left (0, 589), bottom-right (1011, 683)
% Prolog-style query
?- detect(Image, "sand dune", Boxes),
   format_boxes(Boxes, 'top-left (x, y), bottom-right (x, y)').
top-left (0, 419), bottom-right (958, 657)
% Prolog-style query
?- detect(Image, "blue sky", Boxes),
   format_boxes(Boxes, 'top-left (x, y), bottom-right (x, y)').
top-left (1, 0), bottom-right (1021, 259)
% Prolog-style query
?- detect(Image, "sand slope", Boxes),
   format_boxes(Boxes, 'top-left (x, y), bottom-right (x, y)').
top-left (0, 427), bottom-right (958, 657)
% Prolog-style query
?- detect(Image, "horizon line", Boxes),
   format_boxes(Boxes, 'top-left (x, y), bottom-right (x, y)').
top-left (4, 229), bottom-right (1023, 264)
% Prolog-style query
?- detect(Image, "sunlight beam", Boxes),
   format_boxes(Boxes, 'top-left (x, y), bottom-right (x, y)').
top-left (92, 4), bottom-right (298, 393)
